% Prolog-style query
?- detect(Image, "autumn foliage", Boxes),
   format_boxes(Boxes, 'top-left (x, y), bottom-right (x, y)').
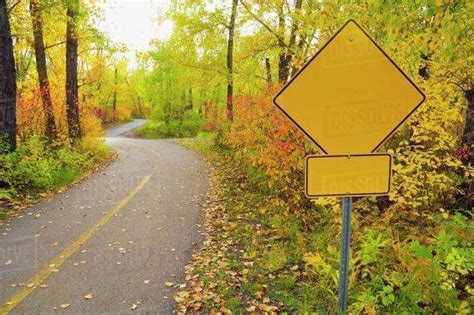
top-left (1, 0), bottom-right (472, 312)
top-left (172, 0), bottom-right (472, 313)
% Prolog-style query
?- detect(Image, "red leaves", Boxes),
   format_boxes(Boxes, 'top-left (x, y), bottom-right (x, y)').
top-left (455, 146), bottom-right (472, 163)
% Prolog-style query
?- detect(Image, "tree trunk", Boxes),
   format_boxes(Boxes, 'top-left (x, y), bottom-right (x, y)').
top-left (277, 4), bottom-right (288, 84)
top-left (226, 0), bottom-right (238, 121)
top-left (65, 0), bottom-right (81, 140)
top-left (265, 57), bottom-right (272, 87)
top-left (278, 0), bottom-right (303, 84)
top-left (113, 66), bottom-right (117, 122)
top-left (285, 0), bottom-right (303, 78)
top-left (0, 0), bottom-right (17, 151)
top-left (30, 0), bottom-right (57, 141)
top-left (461, 88), bottom-right (473, 153)
top-left (188, 86), bottom-right (193, 111)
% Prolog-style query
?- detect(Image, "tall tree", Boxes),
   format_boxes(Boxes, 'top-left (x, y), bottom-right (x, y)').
top-left (0, 0), bottom-right (17, 151)
top-left (265, 57), bottom-right (272, 88)
top-left (240, 0), bottom-right (303, 84)
top-left (279, 0), bottom-right (302, 83)
top-left (226, 0), bottom-right (238, 121)
top-left (113, 66), bottom-right (117, 121)
top-left (65, 0), bottom-right (81, 140)
top-left (30, 0), bottom-right (57, 141)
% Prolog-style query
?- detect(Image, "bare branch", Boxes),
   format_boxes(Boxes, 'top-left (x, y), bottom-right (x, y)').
top-left (211, 12), bottom-right (229, 28)
top-left (79, 79), bottom-right (101, 88)
top-left (45, 40), bottom-right (66, 50)
top-left (7, 0), bottom-right (22, 14)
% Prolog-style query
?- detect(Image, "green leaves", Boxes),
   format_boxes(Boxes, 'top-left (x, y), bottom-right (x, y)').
top-left (410, 241), bottom-right (433, 259)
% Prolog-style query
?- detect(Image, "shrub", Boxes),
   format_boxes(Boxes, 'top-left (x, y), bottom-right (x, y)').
top-left (0, 136), bottom-right (110, 200)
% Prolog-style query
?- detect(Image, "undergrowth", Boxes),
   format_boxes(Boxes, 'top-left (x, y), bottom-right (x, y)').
top-left (0, 136), bottom-right (111, 218)
top-left (177, 136), bottom-right (473, 314)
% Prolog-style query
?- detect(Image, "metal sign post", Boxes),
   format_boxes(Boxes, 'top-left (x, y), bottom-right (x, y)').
top-left (338, 196), bottom-right (352, 313)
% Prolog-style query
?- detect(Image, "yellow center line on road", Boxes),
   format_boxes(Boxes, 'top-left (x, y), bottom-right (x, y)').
top-left (0, 140), bottom-right (160, 314)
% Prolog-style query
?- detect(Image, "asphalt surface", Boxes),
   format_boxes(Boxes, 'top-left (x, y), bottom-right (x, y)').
top-left (0, 120), bottom-right (210, 314)
top-left (106, 119), bottom-right (148, 138)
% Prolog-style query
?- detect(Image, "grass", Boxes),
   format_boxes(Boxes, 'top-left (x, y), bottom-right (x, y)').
top-left (135, 118), bottom-right (203, 139)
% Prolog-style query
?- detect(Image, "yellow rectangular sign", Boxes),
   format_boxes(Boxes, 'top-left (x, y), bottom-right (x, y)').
top-left (305, 154), bottom-right (391, 197)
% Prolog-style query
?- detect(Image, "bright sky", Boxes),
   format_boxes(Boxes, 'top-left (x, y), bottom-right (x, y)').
top-left (95, 0), bottom-right (174, 65)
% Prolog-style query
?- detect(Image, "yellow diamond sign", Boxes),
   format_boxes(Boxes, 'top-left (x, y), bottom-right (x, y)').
top-left (273, 20), bottom-right (425, 155)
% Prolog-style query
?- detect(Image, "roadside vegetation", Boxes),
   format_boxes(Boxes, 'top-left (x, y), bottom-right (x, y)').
top-left (177, 132), bottom-right (472, 313)
top-left (0, 1), bottom-right (146, 215)
top-left (0, 136), bottom-right (110, 219)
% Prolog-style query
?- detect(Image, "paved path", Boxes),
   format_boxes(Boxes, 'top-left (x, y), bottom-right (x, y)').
top-left (106, 119), bottom-right (148, 138)
top-left (0, 120), bottom-right (209, 314)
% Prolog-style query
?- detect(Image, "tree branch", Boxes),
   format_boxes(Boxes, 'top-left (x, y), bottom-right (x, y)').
top-left (45, 40), bottom-right (66, 50)
top-left (239, 0), bottom-right (287, 47)
top-left (7, 0), bottom-right (22, 14)
top-left (79, 79), bottom-right (101, 88)
top-left (211, 12), bottom-right (229, 28)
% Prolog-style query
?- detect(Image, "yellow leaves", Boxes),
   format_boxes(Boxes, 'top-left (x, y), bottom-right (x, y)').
top-left (245, 305), bottom-right (256, 312)
top-left (303, 252), bottom-right (323, 269)
top-left (456, 300), bottom-right (471, 315)
top-left (440, 208), bottom-right (449, 219)
top-left (84, 293), bottom-right (93, 299)
top-left (257, 303), bottom-right (278, 312)
top-left (303, 252), bottom-right (338, 285)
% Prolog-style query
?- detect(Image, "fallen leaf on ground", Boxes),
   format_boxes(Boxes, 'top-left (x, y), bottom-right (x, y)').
top-left (84, 293), bottom-right (93, 299)
top-left (60, 304), bottom-right (69, 309)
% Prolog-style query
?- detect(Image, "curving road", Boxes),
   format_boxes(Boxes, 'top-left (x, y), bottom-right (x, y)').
top-left (0, 120), bottom-right (209, 314)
